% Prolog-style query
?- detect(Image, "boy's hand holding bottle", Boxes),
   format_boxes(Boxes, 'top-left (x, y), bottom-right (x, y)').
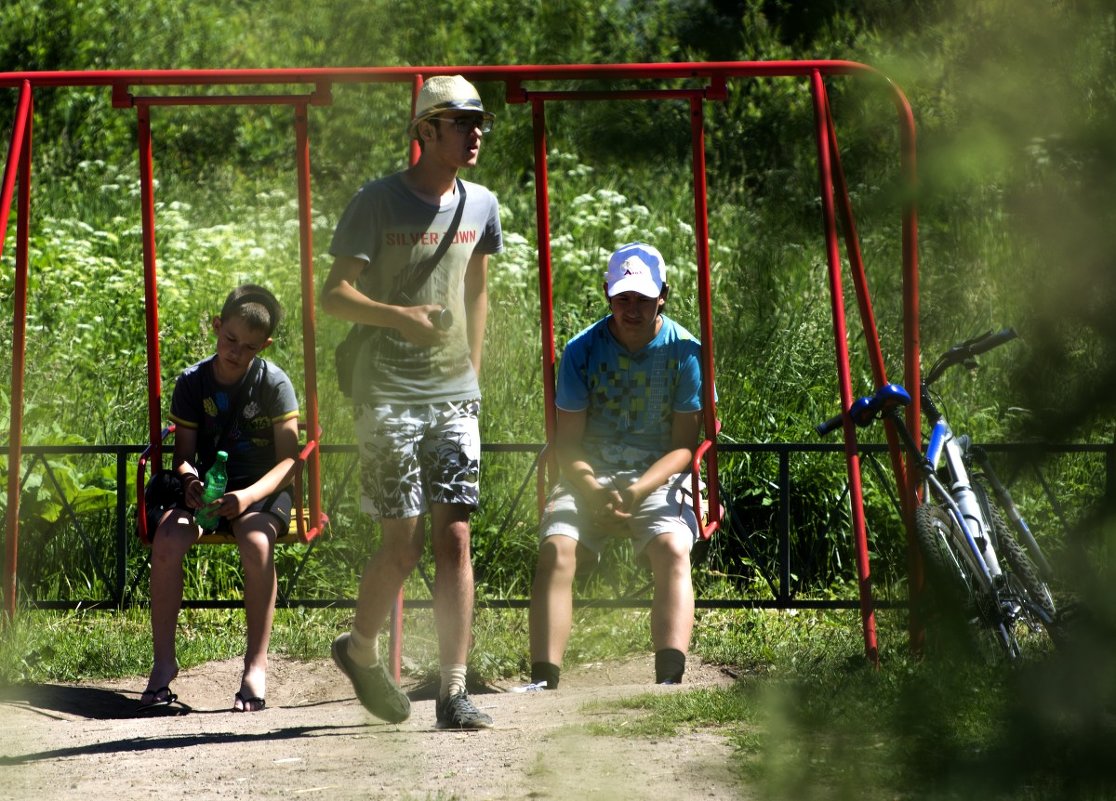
top-left (194, 451), bottom-right (229, 531)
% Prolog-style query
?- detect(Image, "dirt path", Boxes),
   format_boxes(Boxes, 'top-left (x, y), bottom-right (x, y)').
top-left (0, 655), bottom-right (746, 800)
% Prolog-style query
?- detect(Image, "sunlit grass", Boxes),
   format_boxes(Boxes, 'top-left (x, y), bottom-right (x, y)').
top-left (575, 605), bottom-right (1116, 800)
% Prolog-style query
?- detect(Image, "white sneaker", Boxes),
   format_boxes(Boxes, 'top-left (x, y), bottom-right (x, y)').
top-left (509, 680), bottom-right (549, 693)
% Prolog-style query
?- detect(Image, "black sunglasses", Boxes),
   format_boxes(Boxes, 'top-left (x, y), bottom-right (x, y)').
top-left (431, 114), bottom-right (493, 134)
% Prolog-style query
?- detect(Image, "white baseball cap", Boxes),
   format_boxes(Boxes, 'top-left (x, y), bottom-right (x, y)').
top-left (605, 242), bottom-right (667, 298)
top-left (408, 75), bottom-right (494, 137)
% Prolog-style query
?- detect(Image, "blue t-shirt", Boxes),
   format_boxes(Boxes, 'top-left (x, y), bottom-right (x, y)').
top-left (555, 314), bottom-right (706, 471)
top-left (169, 356), bottom-right (299, 490)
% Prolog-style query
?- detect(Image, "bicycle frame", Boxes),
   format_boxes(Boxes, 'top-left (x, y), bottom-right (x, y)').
top-left (880, 400), bottom-right (1003, 597)
top-left (920, 415), bottom-right (1004, 588)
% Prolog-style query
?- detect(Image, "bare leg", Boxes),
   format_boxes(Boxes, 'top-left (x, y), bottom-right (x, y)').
top-left (233, 513), bottom-right (280, 711)
top-left (528, 535), bottom-right (579, 666)
top-left (352, 516), bottom-right (425, 642)
top-left (644, 530), bottom-right (694, 653)
top-left (144, 510), bottom-right (200, 701)
top-left (430, 503), bottom-right (474, 667)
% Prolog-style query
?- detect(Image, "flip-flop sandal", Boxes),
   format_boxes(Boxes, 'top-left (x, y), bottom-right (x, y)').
top-left (233, 690), bottom-right (266, 712)
top-left (137, 685), bottom-right (178, 713)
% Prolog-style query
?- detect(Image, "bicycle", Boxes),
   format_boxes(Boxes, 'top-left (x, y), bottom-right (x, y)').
top-left (817, 328), bottom-right (1058, 659)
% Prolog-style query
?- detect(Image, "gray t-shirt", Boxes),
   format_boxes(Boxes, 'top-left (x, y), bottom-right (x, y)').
top-left (329, 172), bottom-right (503, 404)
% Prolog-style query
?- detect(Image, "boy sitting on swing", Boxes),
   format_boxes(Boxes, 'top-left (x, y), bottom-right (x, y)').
top-left (139, 284), bottom-right (299, 713)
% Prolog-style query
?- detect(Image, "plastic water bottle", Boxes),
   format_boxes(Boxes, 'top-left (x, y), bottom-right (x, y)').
top-left (194, 450), bottom-right (228, 530)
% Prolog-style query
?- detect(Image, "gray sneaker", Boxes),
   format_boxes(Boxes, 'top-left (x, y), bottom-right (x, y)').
top-left (331, 633), bottom-right (411, 723)
top-left (436, 691), bottom-right (493, 730)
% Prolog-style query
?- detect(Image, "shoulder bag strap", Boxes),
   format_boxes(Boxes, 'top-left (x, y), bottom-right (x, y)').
top-left (352, 177), bottom-right (467, 344)
top-left (396, 177), bottom-right (467, 301)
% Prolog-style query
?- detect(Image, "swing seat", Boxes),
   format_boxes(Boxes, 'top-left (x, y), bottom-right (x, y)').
top-left (135, 423), bottom-right (327, 546)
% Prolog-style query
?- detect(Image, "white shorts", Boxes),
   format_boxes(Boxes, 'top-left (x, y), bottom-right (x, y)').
top-left (538, 470), bottom-right (700, 558)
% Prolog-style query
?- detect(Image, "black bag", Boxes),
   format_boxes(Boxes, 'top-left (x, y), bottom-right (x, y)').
top-left (144, 469), bottom-right (184, 535)
top-left (335, 324), bottom-right (374, 399)
top-left (334, 179), bottom-right (466, 398)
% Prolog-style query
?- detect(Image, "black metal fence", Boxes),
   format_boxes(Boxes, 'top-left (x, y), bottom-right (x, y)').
top-left (5, 440), bottom-right (1111, 613)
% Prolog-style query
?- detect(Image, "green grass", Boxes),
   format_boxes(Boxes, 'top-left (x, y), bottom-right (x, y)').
top-left (0, 601), bottom-right (678, 688)
top-left (581, 606), bottom-right (1116, 801)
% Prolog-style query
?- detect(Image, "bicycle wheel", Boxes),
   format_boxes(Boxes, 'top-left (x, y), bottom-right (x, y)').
top-left (914, 504), bottom-right (977, 616)
top-left (988, 501), bottom-right (1058, 629)
top-left (983, 496), bottom-right (1054, 609)
top-left (914, 503), bottom-right (1019, 659)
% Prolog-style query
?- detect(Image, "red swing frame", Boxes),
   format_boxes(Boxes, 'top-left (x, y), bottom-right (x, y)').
top-left (2, 63), bottom-right (922, 669)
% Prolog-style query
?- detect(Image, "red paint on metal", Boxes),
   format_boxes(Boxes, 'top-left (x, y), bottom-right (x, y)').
top-left (2, 81), bottom-right (32, 623)
top-left (810, 70), bottom-right (879, 666)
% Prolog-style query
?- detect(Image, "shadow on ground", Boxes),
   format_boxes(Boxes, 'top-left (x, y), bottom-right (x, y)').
top-left (0, 683), bottom-right (186, 719)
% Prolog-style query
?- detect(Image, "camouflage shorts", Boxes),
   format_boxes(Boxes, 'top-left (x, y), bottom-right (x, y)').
top-left (354, 399), bottom-right (481, 520)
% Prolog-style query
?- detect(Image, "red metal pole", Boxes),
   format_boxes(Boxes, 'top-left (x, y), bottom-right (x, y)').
top-left (824, 87), bottom-right (922, 655)
top-left (533, 97), bottom-right (557, 502)
top-left (894, 85), bottom-right (923, 654)
top-left (0, 60), bottom-right (900, 93)
top-left (293, 103), bottom-right (323, 539)
top-left (0, 82), bottom-right (30, 257)
top-left (810, 70), bottom-right (879, 666)
top-left (688, 95), bottom-right (721, 537)
top-left (2, 81), bottom-right (32, 622)
top-left (136, 104), bottom-right (163, 456)
top-left (822, 95), bottom-right (911, 510)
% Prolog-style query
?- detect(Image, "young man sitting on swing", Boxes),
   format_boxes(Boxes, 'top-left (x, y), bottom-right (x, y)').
top-left (526, 242), bottom-right (711, 690)
top-left (140, 284), bottom-right (299, 713)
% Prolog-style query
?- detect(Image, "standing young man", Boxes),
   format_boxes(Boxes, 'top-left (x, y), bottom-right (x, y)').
top-left (527, 242), bottom-right (708, 690)
top-left (321, 75), bottom-right (502, 729)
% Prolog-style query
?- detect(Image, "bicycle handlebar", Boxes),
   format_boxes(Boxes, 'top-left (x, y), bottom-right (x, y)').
top-left (815, 328), bottom-right (1017, 437)
top-left (815, 383), bottom-right (912, 437)
top-left (815, 413), bottom-right (844, 437)
top-left (924, 327), bottom-right (1017, 386)
top-left (968, 327), bottom-right (1018, 356)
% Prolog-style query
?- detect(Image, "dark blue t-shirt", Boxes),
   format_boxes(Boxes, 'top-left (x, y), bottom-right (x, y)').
top-left (169, 356), bottom-right (299, 489)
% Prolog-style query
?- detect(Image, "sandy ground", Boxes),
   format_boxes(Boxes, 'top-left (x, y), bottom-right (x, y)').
top-left (0, 654), bottom-right (747, 801)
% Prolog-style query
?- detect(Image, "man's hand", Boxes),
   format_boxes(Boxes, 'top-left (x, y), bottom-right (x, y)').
top-left (215, 489), bottom-right (252, 521)
top-left (588, 484), bottom-right (634, 532)
top-left (395, 304), bottom-right (451, 347)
